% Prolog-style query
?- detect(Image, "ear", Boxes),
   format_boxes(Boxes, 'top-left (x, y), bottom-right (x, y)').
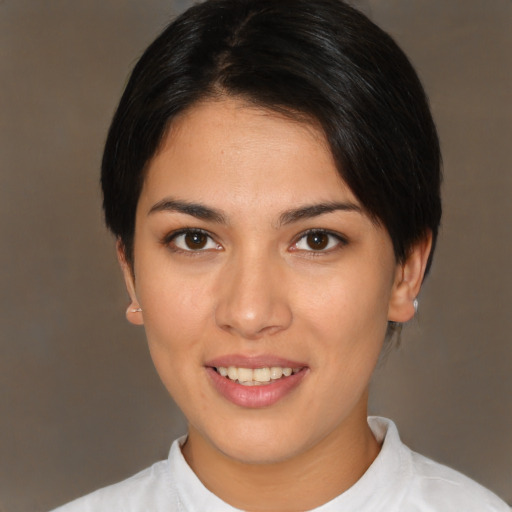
top-left (117, 240), bottom-right (144, 326)
top-left (388, 232), bottom-right (433, 323)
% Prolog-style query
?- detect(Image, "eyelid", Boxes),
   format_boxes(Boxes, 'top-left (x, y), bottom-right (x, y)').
top-left (290, 228), bottom-right (348, 252)
top-left (162, 227), bottom-right (221, 253)
top-left (162, 227), bottom-right (346, 254)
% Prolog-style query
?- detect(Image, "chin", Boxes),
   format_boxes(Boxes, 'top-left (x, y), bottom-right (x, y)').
top-left (202, 419), bottom-right (317, 465)
top-left (220, 440), bottom-right (301, 465)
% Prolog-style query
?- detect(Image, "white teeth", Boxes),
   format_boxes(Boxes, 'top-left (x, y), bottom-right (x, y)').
top-left (216, 366), bottom-right (300, 384)
top-left (270, 367), bottom-right (283, 379)
top-left (227, 366), bottom-right (238, 381)
top-left (253, 367), bottom-right (271, 382)
top-left (237, 367), bottom-right (253, 382)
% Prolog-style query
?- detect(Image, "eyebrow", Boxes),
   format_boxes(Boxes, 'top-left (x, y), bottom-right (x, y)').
top-left (278, 201), bottom-right (362, 226)
top-left (148, 198), bottom-right (227, 224)
top-left (148, 198), bottom-right (362, 226)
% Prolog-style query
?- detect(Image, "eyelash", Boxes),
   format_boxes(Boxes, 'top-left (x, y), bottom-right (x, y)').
top-left (163, 228), bottom-right (221, 256)
top-left (162, 228), bottom-right (348, 255)
top-left (291, 229), bottom-right (348, 255)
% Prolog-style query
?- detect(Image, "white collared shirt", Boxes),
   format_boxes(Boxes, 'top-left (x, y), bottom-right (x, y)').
top-left (51, 417), bottom-right (510, 511)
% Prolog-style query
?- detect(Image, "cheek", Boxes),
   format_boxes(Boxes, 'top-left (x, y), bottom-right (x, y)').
top-left (296, 267), bottom-right (392, 346)
top-left (142, 286), bottom-right (209, 345)
top-left (134, 263), bottom-right (213, 374)
top-left (295, 269), bottom-right (392, 404)
top-left (312, 278), bottom-right (390, 380)
top-left (139, 280), bottom-right (211, 410)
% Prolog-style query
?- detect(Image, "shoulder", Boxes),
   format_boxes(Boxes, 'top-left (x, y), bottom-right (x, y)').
top-left (367, 417), bottom-right (510, 512)
top-left (49, 459), bottom-right (176, 512)
top-left (403, 445), bottom-right (510, 511)
top-left (48, 435), bottom-right (241, 512)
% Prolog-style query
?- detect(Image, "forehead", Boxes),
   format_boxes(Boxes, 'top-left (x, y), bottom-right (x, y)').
top-left (140, 99), bottom-right (359, 214)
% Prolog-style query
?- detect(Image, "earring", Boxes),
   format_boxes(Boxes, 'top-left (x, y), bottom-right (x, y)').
top-left (131, 307), bottom-right (143, 313)
top-left (413, 298), bottom-right (419, 314)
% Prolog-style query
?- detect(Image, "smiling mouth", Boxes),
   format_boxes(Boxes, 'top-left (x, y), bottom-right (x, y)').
top-left (214, 366), bottom-right (303, 386)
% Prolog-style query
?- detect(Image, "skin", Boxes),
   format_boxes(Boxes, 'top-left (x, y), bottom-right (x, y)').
top-left (119, 98), bottom-right (431, 511)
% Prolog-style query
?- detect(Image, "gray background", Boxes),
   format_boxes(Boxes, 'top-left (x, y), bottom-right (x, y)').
top-left (1, 1), bottom-right (510, 510)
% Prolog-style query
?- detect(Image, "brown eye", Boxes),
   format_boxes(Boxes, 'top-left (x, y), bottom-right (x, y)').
top-left (170, 230), bottom-right (219, 252)
top-left (306, 232), bottom-right (329, 250)
top-left (293, 230), bottom-right (345, 253)
top-left (185, 231), bottom-right (208, 249)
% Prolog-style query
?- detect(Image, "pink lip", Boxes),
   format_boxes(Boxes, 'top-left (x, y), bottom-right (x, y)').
top-left (205, 355), bottom-right (309, 408)
top-left (205, 354), bottom-right (306, 369)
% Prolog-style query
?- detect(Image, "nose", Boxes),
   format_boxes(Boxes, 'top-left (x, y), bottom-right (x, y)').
top-left (214, 252), bottom-right (293, 340)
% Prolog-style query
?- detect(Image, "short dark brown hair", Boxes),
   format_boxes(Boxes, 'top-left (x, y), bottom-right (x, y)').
top-left (102, 0), bottom-right (442, 273)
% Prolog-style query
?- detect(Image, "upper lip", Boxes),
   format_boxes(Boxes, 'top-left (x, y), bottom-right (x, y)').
top-left (205, 354), bottom-right (308, 369)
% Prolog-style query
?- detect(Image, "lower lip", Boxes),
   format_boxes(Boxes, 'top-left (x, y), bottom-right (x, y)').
top-left (206, 367), bottom-right (308, 408)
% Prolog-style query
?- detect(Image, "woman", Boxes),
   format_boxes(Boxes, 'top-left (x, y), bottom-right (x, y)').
top-left (52, 0), bottom-right (509, 510)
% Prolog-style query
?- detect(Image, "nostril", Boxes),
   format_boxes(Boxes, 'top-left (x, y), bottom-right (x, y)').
top-left (213, 263), bottom-right (293, 338)
top-left (218, 322), bottom-right (283, 340)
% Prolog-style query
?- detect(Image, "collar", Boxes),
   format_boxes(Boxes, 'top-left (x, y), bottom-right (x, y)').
top-left (168, 417), bottom-right (411, 511)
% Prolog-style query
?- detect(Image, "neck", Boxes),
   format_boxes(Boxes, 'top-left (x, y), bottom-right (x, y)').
top-left (181, 396), bottom-right (380, 512)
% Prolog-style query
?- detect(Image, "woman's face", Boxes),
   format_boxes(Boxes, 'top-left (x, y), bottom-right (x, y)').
top-left (123, 98), bottom-right (414, 464)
